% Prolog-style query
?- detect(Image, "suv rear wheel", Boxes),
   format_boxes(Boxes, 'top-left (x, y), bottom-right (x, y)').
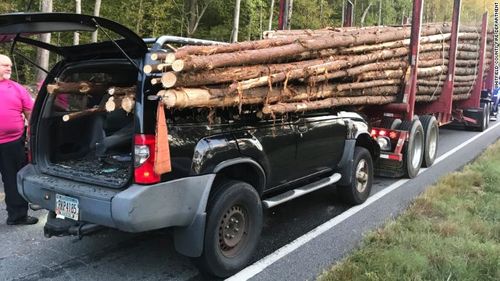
top-left (337, 147), bottom-right (373, 205)
top-left (195, 180), bottom-right (262, 278)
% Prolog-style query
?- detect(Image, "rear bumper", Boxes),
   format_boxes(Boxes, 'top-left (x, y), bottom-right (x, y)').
top-left (17, 164), bottom-right (215, 232)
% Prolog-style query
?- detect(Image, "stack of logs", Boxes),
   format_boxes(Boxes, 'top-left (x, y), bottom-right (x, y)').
top-left (146, 23), bottom-right (492, 115)
top-left (46, 82), bottom-right (135, 122)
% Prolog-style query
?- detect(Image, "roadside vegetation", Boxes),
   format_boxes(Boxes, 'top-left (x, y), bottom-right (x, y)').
top-left (319, 140), bottom-right (500, 281)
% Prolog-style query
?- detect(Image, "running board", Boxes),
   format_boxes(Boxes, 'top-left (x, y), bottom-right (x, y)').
top-left (262, 173), bottom-right (342, 208)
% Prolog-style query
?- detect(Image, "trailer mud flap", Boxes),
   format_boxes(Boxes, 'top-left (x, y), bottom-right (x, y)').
top-left (375, 157), bottom-right (405, 178)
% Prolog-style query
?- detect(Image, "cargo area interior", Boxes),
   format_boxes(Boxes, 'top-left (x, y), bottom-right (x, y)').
top-left (37, 61), bottom-right (137, 187)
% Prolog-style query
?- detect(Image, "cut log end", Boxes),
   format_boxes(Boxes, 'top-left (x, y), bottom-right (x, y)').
top-left (158, 90), bottom-right (177, 108)
top-left (165, 53), bottom-right (177, 64)
top-left (172, 59), bottom-right (185, 72)
top-left (161, 72), bottom-right (178, 88)
top-left (151, 78), bottom-right (161, 85)
top-left (105, 97), bottom-right (116, 112)
top-left (143, 65), bottom-right (154, 74)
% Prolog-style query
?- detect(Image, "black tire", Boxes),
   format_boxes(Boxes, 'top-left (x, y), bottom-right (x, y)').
top-left (398, 119), bottom-right (424, 178)
top-left (194, 180), bottom-right (262, 278)
top-left (476, 103), bottom-right (489, 132)
top-left (380, 117), bottom-right (402, 129)
top-left (337, 147), bottom-right (373, 205)
top-left (419, 115), bottom-right (439, 168)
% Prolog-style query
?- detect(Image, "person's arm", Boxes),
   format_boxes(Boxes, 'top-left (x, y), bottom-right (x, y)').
top-left (23, 110), bottom-right (32, 124)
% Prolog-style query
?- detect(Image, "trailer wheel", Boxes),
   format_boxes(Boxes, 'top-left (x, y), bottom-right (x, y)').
top-left (480, 102), bottom-right (490, 130)
top-left (194, 180), bottom-right (262, 278)
top-left (380, 117), bottom-right (402, 129)
top-left (337, 147), bottom-right (373, 205)
top-left (419, 115), bottom-right (439, 168)
top-left (398, 119), bottom-right (424, 178)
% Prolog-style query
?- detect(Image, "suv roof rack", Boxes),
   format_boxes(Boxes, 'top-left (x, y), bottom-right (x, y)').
top-left (145, 35), bottom-right (228, 51)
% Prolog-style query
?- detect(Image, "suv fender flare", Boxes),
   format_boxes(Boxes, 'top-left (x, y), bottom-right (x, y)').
top-left (174, 158), bottom-right (266, 258)
top-left (213, 158), bottom-right (267, 192)
top-left (337, 133), bottom-right (379, 186)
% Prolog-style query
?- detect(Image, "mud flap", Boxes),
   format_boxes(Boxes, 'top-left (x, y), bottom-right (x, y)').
top-left (174, 213), bottom-right (206, 257)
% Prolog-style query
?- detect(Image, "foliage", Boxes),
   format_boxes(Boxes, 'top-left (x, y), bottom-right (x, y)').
top-left (318, 140), bottom-right (500, 281)
top-left (0, 0), bottom-right (498, 84)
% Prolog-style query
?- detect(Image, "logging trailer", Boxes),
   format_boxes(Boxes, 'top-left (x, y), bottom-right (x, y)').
top-left (0, 0), bottom-right (497, 278)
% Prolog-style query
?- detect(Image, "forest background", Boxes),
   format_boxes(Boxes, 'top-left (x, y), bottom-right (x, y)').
top-left (0, 0), bottom-right (497, 84)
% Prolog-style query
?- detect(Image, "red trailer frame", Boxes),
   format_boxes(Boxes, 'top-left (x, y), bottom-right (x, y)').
top-left (368, 0), bottom-right (493, 177)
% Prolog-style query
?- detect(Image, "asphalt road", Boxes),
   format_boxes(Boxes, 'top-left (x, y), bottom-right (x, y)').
top-left (1, 121), bottom-right (499, 281)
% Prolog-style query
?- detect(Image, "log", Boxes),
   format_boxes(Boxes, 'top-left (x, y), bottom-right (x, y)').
top-left (174, 37), bottom-right (301, 59)
top-left (158, 84), bottom-right (401, 109)
top-left (151, 78), bottom-right (161, 85)
top-left (356, 69), bottom-right (405, 81)
top-left (105, 94), bottom-right (135, 113)
top-left (419, 59), bottom-right (448, 68)
top-left (416, 93), bottom-right (470, 102)
top-left (47, 82), bottom-right (108, 95)
top-left (178, 26), bottom-right (457, 72)
top-left (144, 64), bottom-right (160, 74)
top-left (309, 61), bottom-right (408, 82)
top-left (107, 86), bottom-right (136, 96)
top-left (166, 58), bottom-right (328, 87)
top-left (150, 52), bottom-right (176, 63)
top-left (261, 96), bottom-right (398, 115)
top-left (339, 32), bottom-right (479, 54)
top-left (62, 107), bottom-right (105, 122)
top-left (417, 80), bottom-right (473, 87)
top-left (230, 42), bottom-right (449, 93)
top-left (417, 85), bottom-right (473, 95)
top-left (160, 72), bottom-right (178, 88)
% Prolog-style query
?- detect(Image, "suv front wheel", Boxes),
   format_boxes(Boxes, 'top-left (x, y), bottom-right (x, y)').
top-left (195, 180), bottom-right (262, 278)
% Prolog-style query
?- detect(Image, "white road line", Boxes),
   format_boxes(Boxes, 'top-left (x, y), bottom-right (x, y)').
top-left (226, 121), bottom-right (500, 281)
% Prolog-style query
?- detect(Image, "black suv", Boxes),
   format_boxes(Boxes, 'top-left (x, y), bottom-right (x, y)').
top-left (1, 13), bottom-right (379, 277)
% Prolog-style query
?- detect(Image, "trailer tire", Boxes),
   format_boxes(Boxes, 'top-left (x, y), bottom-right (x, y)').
top-left (398, 119), bottom-right (424, 178)
top-left (481, 102), bottom-right (490, 129)
top-left (380, 117), bottom-right (402, 129)
top-left (194, 180), bottom-right (262, 278)
top-left (477, 104), bottom-right (489, 132)
top-left (337, 147), bottom-right (373, 205)
top-left (419, 115), bottom-right (439, 168)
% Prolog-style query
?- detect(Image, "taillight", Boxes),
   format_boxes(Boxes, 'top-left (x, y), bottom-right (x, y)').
top-left (26, 125), bottom-right (32, 163)
top-left (371, 128), bottom-right (401, 151)
top-left (134, 134), bottom-right (160, 184)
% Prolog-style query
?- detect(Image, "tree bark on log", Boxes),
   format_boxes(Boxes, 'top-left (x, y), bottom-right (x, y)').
top-left (62, 107), bottom-right (105, 122)
top-left (158, 84), bottom-right (401, 109)
top-left (165, 58), bottom-right (329, 88)
top-left (261, 95), bottom-right (397, 115)
top-left (356, 69), bottom-right (405, 81)
top-left (339, 33), bottom-right (479, 54)
top-left (174, 37), bottom-right (301, 59)
top-left (179, 27), bottom-right (455, 72)
top-left (47, 82), bottom-right (108, 95)
top-left (416, 93), bottom-right (470, 102)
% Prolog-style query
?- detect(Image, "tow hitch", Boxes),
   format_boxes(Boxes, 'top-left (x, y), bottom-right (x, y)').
top-left (44, 212), bottom-right (103, 239)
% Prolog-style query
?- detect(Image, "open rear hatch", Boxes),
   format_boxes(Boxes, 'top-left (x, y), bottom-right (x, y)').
top-left (0, 13), bottom-right (148, 188)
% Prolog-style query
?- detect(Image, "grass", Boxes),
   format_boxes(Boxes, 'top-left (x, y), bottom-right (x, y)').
top-left (319, 140), bottom-right (500, 281)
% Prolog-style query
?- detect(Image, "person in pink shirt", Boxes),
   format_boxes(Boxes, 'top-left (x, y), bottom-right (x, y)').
top-left (0, 54), bottom-right (38, 225)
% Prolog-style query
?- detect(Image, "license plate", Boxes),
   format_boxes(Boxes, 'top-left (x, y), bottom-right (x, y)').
top-left (55, 194), bottom-right (79, 220)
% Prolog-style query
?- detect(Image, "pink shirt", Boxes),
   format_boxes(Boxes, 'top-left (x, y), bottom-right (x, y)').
top-left (0, 79), bottom-right (34, 144)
